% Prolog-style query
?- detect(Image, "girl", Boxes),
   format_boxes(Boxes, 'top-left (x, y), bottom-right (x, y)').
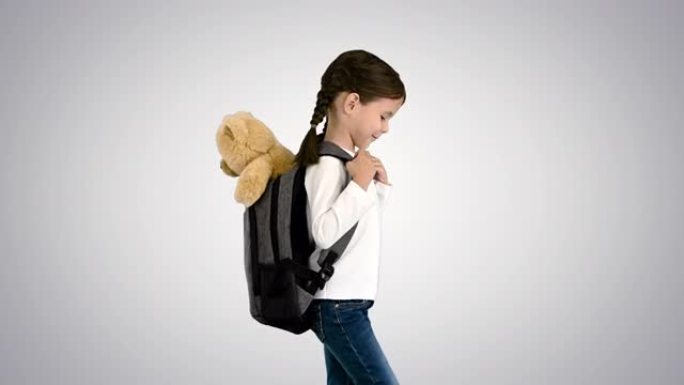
top-left (296, 49), bottom-right (406, 385)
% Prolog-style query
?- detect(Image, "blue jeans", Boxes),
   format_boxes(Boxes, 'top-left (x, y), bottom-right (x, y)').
top-left (307, 299), bottom-right (400, 385)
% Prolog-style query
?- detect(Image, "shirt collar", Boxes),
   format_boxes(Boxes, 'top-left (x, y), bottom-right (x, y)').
top-left (341, 146), bottom-right (356, 157)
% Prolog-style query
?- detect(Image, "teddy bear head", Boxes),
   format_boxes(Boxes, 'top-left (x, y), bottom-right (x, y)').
top-left (215, 111), bottom-right (277, 176)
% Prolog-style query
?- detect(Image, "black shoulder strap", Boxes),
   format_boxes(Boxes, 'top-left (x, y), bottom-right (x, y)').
top-left (318, 140), bottom-right (355, 161)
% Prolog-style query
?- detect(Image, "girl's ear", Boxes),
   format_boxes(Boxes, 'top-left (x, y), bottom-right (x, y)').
top-left (348, 93), bottom-right (360, 109)
top-left (342, 92), bottom-right (360, 113)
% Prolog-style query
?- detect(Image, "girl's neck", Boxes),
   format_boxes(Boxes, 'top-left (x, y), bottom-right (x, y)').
top-left (323, 125), bottom-right (356, 154)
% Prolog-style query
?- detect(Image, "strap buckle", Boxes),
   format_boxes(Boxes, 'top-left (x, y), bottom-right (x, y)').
top-left (317, 264), bottom-right (335, 287)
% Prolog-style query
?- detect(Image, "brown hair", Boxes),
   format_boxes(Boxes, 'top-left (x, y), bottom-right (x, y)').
top-left (294, 49), bottom-right (406, 167)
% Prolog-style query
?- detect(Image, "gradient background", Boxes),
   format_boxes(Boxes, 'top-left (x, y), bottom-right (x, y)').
top-left (1, 1), bottom-right (682, 384)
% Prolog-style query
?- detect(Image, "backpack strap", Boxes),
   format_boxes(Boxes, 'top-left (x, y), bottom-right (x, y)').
top-left (312, 140), bottom-right (360, 289)
top-left (318, 140), bottom-right (355, 161)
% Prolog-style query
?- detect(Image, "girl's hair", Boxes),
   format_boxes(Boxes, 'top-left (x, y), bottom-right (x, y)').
top-left (294, 49), bottom-right (406, 167)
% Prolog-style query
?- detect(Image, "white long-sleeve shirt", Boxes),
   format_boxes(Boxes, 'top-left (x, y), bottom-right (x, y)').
top-left (305, 146), bottom-right (392, 300)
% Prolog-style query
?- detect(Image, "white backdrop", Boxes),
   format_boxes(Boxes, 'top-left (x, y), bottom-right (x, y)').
top-left (1, 1), bottom-right (682, 384)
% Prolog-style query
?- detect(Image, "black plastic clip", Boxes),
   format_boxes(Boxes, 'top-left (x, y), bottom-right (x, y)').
top-left (317, 264), bottom-right (335, 288)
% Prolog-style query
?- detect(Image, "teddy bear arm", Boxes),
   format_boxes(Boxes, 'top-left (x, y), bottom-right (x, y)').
top-left (236, 154), bottom-right (274, 207)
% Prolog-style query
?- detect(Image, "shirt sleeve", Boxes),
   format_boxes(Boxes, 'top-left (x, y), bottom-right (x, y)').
top-left (306, 156), bottom-right (378, 250)
top-left (374, 180), bottom-right (393, 213)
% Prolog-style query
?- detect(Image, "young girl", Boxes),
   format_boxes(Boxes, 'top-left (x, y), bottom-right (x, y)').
top-left (296, 49), bottom-right (406, 385)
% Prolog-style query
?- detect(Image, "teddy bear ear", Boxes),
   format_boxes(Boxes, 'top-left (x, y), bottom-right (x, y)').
top-left (222, 124), bottom-right (235, 140)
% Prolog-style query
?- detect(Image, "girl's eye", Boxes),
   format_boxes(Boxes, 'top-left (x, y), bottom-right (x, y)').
top-left (381, 116), bottom-right (386, 121)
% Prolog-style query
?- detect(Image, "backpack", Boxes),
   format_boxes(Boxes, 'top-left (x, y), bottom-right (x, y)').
top-left (243, 140), bottom-right (358, 334)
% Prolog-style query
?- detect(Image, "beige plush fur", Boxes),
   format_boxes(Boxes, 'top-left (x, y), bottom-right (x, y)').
top-left (215, 111), bottom-right (296, 207)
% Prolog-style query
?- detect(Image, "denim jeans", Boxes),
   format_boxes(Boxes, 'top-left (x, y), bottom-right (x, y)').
top-left (307, 299), bottom-right (400, 385)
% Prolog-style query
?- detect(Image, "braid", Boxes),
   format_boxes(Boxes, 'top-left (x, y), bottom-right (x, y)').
top-left (310, 89), bottom-right (331, 131)
top-left (294, 88), bottom-right (333, 167)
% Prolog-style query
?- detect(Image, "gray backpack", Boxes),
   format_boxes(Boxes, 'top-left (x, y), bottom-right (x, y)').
top-left (243, 140), bottom-right (358, 334)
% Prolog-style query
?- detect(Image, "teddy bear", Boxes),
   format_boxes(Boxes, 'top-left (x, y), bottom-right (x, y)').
top-left (215, 111), bottom-right (297, 207)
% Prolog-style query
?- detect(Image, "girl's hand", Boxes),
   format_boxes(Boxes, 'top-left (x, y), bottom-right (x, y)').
top-left (371, 155), bottom-right (390, 185)
top-left (346, 149), bottom-right (376, 190)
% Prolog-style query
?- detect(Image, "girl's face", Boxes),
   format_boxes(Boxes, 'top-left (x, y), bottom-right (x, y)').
top-left (350, 96), bottom-right (404, 150)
